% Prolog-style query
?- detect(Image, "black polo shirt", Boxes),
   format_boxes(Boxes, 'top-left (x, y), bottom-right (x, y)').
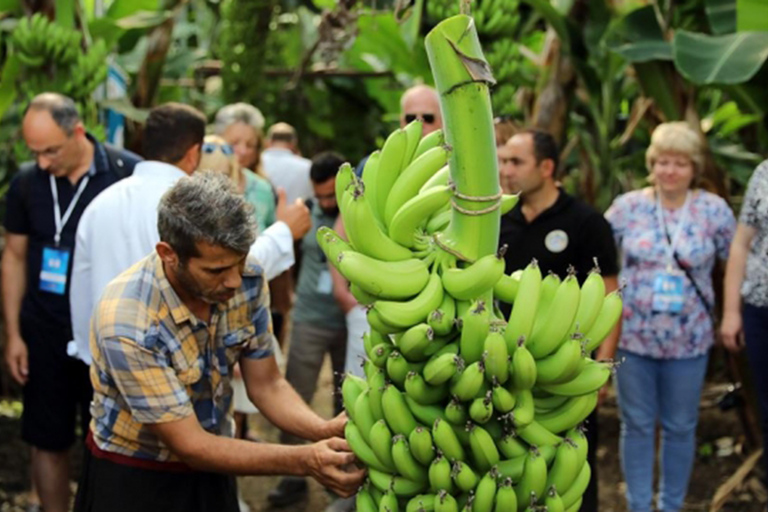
top-left (4, 135), bottom-right (139, 331)
top-left (499, 189), bottom-right (618, 297)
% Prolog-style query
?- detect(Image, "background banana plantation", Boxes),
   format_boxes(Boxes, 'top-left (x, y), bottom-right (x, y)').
top-left (0, 0), bottom-right (767, 214)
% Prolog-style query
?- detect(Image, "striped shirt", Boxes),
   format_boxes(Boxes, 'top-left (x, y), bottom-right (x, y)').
top-left (89, 252), bottom-right (275, 462)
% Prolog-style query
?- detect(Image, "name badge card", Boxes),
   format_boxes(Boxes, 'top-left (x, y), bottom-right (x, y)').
top-left (39, 245), bottom-right (71, 295)
top-left (652, 269), bottom-right (685, 313)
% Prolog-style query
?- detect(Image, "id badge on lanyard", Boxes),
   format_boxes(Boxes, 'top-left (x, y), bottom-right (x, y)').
top-left (39, 173), bottom-right (89, 295)
top-left (651, 191), bottom-right (690, 314)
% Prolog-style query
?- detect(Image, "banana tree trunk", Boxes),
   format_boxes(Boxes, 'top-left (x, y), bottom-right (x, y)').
top-left (425, 15), bottom-right (499, 263)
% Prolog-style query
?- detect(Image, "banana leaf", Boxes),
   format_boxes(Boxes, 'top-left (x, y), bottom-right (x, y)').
top-left (705, 0), bottom-right (736, 35)
top-left (737, 0), bottom-right (768, 32)
top-left (603, 6), bottom-right (672, 63)
top-left (673, 30), bottom-right (768, 84)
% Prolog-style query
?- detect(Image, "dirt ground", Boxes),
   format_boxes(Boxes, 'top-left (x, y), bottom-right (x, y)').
top-left (0, 357), bottom-right (765, 512)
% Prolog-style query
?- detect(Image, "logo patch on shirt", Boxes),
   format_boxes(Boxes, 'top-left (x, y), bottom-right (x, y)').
top-left (545, 229), bottom-right (569, 253)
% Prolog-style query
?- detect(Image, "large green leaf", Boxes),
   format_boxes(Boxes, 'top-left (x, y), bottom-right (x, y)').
top-left (520, 0), bottom-right (571, 48)
top-left (55, 0), bottom-right (76, 29)
top-left (706, 0), bottom-right (736, 35)
top-left (673, 30), bottom-right (768, 84)
top-left (737, 0), bottom-right (768, 32)
top-left (604, 6), bottom-right (672, 63)
top-left (0, 54), bottom-right (20, 121)
top-left (107, 0), bottom-right (161, 20)
top-left (399, 0), bottom-right (424, 49)
top-left (0, 0), bottom-right (22, 15)
top-left (633, 61), bottom-right (682, 121)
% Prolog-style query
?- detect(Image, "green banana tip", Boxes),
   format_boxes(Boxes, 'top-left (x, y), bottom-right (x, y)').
top-left (497, 245), bottom-right (508, 259)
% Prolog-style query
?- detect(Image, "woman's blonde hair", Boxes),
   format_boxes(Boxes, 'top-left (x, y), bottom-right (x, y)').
top-left (198, 134), bottom-right (241, 187)
top-left (646, 122), bottom-right (705, 186)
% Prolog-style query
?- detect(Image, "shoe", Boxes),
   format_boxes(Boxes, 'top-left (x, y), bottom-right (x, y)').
top-left (324, 496), bottom-right (356, 512)
top-left (267, 476), bottom-right (308, 507)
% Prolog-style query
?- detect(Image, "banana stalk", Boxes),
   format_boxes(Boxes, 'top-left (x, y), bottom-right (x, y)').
top-left (425, 15), bottom-right (499, 262)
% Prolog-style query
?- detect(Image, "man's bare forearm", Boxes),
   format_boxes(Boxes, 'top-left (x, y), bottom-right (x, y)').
top-left (1, 249), bottom-right (26, 338)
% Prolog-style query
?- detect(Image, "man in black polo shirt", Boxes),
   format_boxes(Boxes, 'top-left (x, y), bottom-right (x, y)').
top-left (1, 93), bottom-right (139, 512)
top-left (498, 129), bottom-right (619, 512)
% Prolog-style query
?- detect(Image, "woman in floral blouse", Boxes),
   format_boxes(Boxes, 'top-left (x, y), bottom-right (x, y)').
top-left (605, 122), bottom-right (736, 512)
top-left (721, 159), bottom-right (768, 480)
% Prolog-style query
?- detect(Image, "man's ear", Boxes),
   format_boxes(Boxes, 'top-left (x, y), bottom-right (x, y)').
top-left (156, 241), bottom-right (179, 267)
top-left (540, 158), bottom-right (556, 180)
top-left (182, 143), bottom-right (202, 173)
top-left (73, 121), bottom-right (87, 139)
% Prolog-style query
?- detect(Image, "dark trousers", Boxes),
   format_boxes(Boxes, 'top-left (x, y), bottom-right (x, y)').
top-left (743, 303), bottom-right (768, 479)
top-left (74, 443), bottom-right (239, 512)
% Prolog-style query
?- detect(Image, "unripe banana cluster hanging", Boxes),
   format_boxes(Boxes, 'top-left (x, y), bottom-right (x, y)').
top-left (321, 14), bottom-right (623, 512)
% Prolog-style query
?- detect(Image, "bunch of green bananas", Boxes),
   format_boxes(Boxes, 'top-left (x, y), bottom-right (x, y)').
top-left (9, 13), bottom-right (108, 102)
top-left (472, 0), bottom-right (520, 38)
top-left (321, 117), bottom-right (622, 511)
top-left (11, 13), bottom-right (82, 67)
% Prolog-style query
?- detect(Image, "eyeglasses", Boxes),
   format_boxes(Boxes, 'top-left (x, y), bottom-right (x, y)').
top-left (202, 142), bottom-right (234, 155)
top-left (404, 113), bottom-right (436, 124)
top-left (29, 143), bottom-right (66, 160)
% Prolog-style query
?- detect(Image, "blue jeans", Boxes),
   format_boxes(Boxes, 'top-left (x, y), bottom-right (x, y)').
top-left (743, 303), bottom-right (768, 480)
top-left (615, 349), bottom-right (709, 512)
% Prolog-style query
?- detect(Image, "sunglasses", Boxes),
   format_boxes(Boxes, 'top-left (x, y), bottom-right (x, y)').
top-left (202, 142), bottom-right (234, 155)
top-left (405, 113), bottom-right (436, 124)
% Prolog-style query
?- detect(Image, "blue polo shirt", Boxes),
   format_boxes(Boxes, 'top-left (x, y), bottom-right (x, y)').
top-left (4, 135), bottom-right (140, 331)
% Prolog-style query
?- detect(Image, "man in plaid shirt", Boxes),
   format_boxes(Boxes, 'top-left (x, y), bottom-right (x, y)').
top-left (74, 171), bottom-right (364, 512)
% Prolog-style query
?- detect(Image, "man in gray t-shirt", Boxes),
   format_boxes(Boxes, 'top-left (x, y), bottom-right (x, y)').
top-left (269, 152), bottom-right (347, 508)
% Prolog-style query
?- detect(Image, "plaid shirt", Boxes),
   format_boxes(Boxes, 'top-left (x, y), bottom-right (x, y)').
top-left (89, 252), bottom-right (275, 462)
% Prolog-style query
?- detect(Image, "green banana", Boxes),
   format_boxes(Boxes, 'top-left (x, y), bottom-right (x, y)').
top-left (413, 129), bottom-right (445, 161)
top-left (424, 353), bottom-right (462, 385)
top-left (429, 294), bottom-right (456, 337)
top-left (385, 146), bottom-right (451, 226)
top-left (445, 397), bottom-right (468, 425)
top-left (362, 151), bottom-right (382, 218)
top-left (432, 417), bottom-right (466, 462)
top-left (449, 360), bottom-right (485, 401)
top-left (494, 271), bottom-right (521, 304)
top-left (468, 423), bottom-right (500, 473)
top-left (369, 468), bottom-right (428, 497)
top-left (374, 128), bottom-right (409, 223)
top-left (534, 337), bottom-right (583, 385)
top-left (565, 498), bottom-right (582, 512)
top-left (429, 454), bottom-right (455, 493)
top-left (442, 251), bottom-right (506, 301)
top-left (370, 343), bottom-right (395, 368)
top-left (494, 477), bottom-right (518, 511)
top-left (491, 380), bottom-right (517, 413)
top-left (583, 291), bottom-right (623, 353)
top-left (405, 396), bottom-right (447, 428)
top-left (517, 420), bottom-right (563, 447)
top-left (345, 186), bottom-right (414, 262)
top-left (435, 490), bottom-right (458, 512)
top-left (469, 391), bottom-right (494, 424)
top-left (473, 467), bottom-right (499, 512)
top-left (405, 371), bottom-right (449, 405)
top-left (390, 185), bottom-right (453, 248)
top-left (500, 194), bottom-right (520, 215)
top-left (357, 483), bottom-right (379, 512)
top-left (565, 427), bottom-right (589, 470)
top-left (537, 393), bottom-right (598, 434)
top-left (399, 324), bottom-right (436, 362)
top-left (402, 119), bottom-right (424, 166)
top-left (387, 351), bottom-right (424, 388)
top-left (545, 439), bottom-right (580, 496)
top-left (368, 368), bottom-right (387, 420)
top-left (459, 299), bottom-right (491, 364)
top-left (511, 342), bottom-right (537, 391)
top-left (545, 486), bottom-right (565, 512)
top-left (566, 270), bottom-right (605, 339)
top-left (510, 388), bottom-right (534, 429)
top-left (451, 460), bottom-right (479, 492)
top-left (383, 384), bottom-right (419, 436)
top-left (426, 209), bottom-right (452, 235)
top-left (504, 261), bottom-right (542, 352)
top-left (420, 164), bottom-right (450, 193)
top-left (497, 431), bottom-right (529, 459)
top-left (379, 489), bottom-right (399, 512)
top-left (375, 272), bottom-right (445, 329)
top-left (393, 435), bottom-right (428, 482)
top-left (484, 332), bottom-right (509, 384)
top-left (345, 421), bottom-right (392, 473)
top-left (527, 274), bottom-right (581, 359)
top-left (514, 448), bottom-right (547, 511)
top-left (538, 359), bottom-right (611, 397)
top-left (335, 162), bottom-right (355, 206)
top-left (337, 251), bottom-right (429, 300)
top-left (560, 462), bottom-right (591, 509)
top-left (533, 392), bottom-right (571, 413)
top-left (409, 426), bottom-right (436, 466)
top-left (342, 374), bottom-right (367, 422)
top-left (406, 494), bottom-right (436, 512)
top-left (355, 390), bottom-right (377, 444)
top-left (370, 419), bottom-right (397, 471)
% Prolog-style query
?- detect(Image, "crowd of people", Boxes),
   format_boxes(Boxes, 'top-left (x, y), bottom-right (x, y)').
top-left (0, 87), bottom-right (766, 512)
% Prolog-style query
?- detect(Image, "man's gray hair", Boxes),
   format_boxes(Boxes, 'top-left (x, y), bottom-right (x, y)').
top-left (25, 93), bottom-right (80, 136)
top-left (214, 103), bottom-right (265, 134)
top-left (158, 171), bottom-right (257, 262)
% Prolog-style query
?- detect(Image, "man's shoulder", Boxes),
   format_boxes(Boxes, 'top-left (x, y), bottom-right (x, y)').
top-left (95, 256), bottom-right (161, 334)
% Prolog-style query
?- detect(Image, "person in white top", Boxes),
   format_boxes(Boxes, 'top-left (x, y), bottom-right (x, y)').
top-left (69, 103), bottom-right (311, 365)
top-left (261, 123), bottom-right (313, 204)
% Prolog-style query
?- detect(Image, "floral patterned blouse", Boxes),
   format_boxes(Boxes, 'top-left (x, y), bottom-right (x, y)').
top-left (739, 160), bottom-right (768, 308)
top-left (606, 189), bottom-right (736, 359)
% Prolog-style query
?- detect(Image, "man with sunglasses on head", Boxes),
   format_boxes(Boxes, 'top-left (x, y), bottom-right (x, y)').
top-left (68, 103), bottom-right (310, 369)
top-left (2, 92), bottom-right (140, 512)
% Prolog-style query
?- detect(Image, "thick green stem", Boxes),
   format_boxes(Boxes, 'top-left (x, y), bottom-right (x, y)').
top-left (425, 15), bottom-right (499, 263)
